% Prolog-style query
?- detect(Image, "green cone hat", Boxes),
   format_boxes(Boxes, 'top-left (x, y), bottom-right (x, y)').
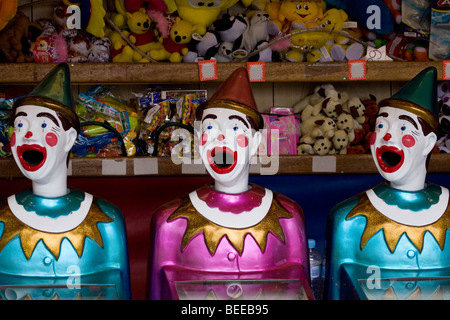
top-left (13, 63), bottom-right (80, 133)
top-left (379, 67), bottom-right (439, 133)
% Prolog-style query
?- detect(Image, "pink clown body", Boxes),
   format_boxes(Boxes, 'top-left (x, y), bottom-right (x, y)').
top-left (148, 183), bottom-right (311, 300)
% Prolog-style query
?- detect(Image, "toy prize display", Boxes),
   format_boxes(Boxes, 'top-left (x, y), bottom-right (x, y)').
top-left (325, 67), bottom-right (450, 300)
top-left (147, 68), bottom-right (312, 300)
top-left (2, 0), bottom-right (449, 63)
top-left (0, 63), bottom-right (131, 300)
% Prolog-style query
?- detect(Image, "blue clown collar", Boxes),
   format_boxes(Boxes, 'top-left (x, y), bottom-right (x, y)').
top-left (15, 189), bottom-right (86, 218)
top-left (373, 181), bottom-right (442, 211)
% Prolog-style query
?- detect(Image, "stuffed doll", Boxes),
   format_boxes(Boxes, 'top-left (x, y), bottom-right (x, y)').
top-left (0, 0), bottom-right (17, 31)
top-left (331, 129), bottom-right (349, 154)
top-left (126, 8), bottom-right (163, 60)
top-left (150, 17), bottom-right (196, 62)
top-left (234, 11), bottom-right (270, 57)
top-left (0, 11), bottom-right (42, 63)
top-left (163, 0), bottom-right (244, 35)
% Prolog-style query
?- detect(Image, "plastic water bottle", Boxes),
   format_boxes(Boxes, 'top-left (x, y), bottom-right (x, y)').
top-left (308, 239), bottom-right (323, 299)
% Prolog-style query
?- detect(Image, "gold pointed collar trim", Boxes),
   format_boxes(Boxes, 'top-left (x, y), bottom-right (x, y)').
top-left (168, 194), bottom-right (292, 255)
top-left (0, 201), bottom-right (113, 259)
top-left (346, 193), bottom-right (450, 253)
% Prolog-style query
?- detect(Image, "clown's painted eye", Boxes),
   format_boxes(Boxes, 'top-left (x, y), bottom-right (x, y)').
top-left (17, 123), bottom-right (23, 128)
top-left (378, 123), bottom-right (383, 129)
top-left (41, 123), bottom-right (47, 128)
top-left (207, 125), bottom-right (213, 130)
top-left (233, 126), bottom-right (239, 131)
top-left (401, 125), bottom-right (406, 131)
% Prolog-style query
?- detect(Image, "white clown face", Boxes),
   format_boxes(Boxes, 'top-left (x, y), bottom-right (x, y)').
top-left (370, 106), bottom-right (437, 190)
top-left (199, 108), bottom-right (261, 190)
top-left (10, 105), bottom-right (77, 184)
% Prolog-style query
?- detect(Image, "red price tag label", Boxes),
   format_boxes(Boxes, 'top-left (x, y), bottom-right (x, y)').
top-left (348, 59), bottom-right (367, 80)
top-left (247, 62), bottom-right (266, 82)
top-left (443, 61), bottom-right (450, 80)
top-left (198, 59), bottom-right (218, 81)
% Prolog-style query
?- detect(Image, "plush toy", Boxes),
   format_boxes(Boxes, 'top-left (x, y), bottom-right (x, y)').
top-left (106, 28), bottom-right (136, 62)
top-left (66, 32), bottom-right (91, 62)
top-left (285, 23), bottom-right (337, 62)
top-left (331, 129), bottom-right (349, 154)
top-left (270, 0), bottom-right (324, 33)
top-left (0, 11), bottom-right (42, 63)
top-left (150, 17), bottom-right (196, 62)
top-left (62, 0), bottom-right (106, 37)
top-left (213, 41), bottom-right (234, 62)
top-left (163, 0), bottom-right (243, 35)
top-left (212, 12), bottom-right (248, 43)
top-left (299, 114), bottom-right (336, 144)
top-left (343, 96), bottom-right (366, 125)
top-left (121, 0), bottom-right (167, 13)
top-left (361, 94), bottom-right (378, 131)
top-left (87, 36), bottom-right (112, 62)
top-left (126, 8), bottom-right (163, 60)
top-left (0, 0), bottom-right (17, 31)
top-left (234, 10), bottom-right (270, 57)
top-left (335, 110), bottom-right (356, 142)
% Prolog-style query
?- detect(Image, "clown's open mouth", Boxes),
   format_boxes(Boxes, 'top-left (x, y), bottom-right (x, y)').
top-left (376, 146), bottom-right (404, 173)
top-left (17, 144), bottom-right (47, 172)
top-left (207, 146), bottom-right (237, 174)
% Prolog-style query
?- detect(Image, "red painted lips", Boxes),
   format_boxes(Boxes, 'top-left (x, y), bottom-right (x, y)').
top-left (207, 146), bottom-right (237, 174)
top-left (376, 145), bottom-right (404, 173)
top-left (16, 144), bottom-right (47, 172)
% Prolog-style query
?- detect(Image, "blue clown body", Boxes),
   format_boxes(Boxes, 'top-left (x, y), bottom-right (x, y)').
top-left (326, 181), bottom-right (450, 300)
top-left (0, 189), bottom-right (131, 300)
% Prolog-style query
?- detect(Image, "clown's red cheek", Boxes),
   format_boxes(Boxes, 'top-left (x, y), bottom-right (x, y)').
top-left (370, 132), bottom-right (377, 145)
top-left (45, 132), bottom-right (58, 147)
top-left (402, 134), bottom-right (415, 148)
top-left (10, 133), bottom-right (16, 147)
top-left (201, 133), bottom-right (208, 146)
top-left (237, 134), bottom-right (248, 148)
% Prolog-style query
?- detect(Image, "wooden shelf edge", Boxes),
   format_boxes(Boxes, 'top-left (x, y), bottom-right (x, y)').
top-left (0, 61), bottom-right (445, 84)
top-left (0, 153), bottom-right (448, 179)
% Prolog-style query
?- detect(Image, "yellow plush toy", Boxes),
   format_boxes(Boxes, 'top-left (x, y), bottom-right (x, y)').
top-left (149, 17), bottom-right (196, 62)
top-left (286, 27), bottom-right (328, 62)
top-left (163, 0), bottom-right (244, 35)
top-left (268, 0), bottom-right (325, 33)
top-left (0, 0), bottom-right (17, 31)
top-left (126, 8), bottom-right (163, 58)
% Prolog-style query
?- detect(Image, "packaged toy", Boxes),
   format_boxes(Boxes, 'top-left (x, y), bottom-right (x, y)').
top-left (262, 110), bottom-right (300, 155)
top-left (429, 0), bottom-right (450, 61)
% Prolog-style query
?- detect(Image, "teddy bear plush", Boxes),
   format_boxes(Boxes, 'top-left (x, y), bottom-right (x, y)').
top-left (0, 11), bottom-right (42, 63)
top-left (126, 8), bottom-right (162, 59)
top-left (150, 17), bottom-right (197, 62)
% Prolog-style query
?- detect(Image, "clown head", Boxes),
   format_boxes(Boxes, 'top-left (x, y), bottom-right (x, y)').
top-left (10, 64), bottom-right (80, 197)
top-left (196, 68), bottom-right (263, 194)
top-left (370, 67), bottom-right (440, 191)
